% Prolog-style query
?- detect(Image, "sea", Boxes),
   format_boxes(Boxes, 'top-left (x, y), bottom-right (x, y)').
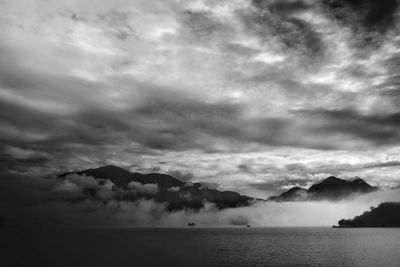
top-left (1, 226), bottom-right (400, 267)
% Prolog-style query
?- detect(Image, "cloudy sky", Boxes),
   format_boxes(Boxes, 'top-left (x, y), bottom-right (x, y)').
top-left (1, 0), bottom-right (400, 198)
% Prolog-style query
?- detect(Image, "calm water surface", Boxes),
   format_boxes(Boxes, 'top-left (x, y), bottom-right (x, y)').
top-left (1, 227), bottom-right (400, 266)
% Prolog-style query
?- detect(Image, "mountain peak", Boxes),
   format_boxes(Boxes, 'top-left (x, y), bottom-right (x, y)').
top-left (97, 165), bottom-right (127, 171)
top-left (286, 186), bottom-right (306, 192)
top-left (74, 165), bottom-right (135, 187)
top-left (99, 165), bottom-right (134, 174)
top-left (320, 176), bottom-right (345, 184)
top-left (269, 176), bottom-right (377, 202)
top-left (351, 177), bottom-right (367, 184)
top-left (276, 186), bottom-right (308, 201)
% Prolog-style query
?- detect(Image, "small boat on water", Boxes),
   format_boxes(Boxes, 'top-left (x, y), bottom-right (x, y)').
top-left (246, 224), bottom-right (251, 228)
top-left (188, 222), bottom-right (195, 227)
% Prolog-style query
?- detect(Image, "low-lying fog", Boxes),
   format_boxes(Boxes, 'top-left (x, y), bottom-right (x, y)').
top-left (1, 172), bottom-right (400, 227)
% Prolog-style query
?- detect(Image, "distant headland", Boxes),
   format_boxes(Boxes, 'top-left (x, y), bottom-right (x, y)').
top-left (334, 202), bottom-right (400, 228)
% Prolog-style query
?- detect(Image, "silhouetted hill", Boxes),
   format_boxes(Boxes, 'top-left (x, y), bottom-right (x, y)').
top-left (275, 187), bottom-right (308, 201)
top-left (268, 176), bottom-right (377, 202)
top-left (336, 202), bottom-right (400, 227)
top-left (59, 165), bottom-right (256, 210)
top-left (308, 177), bottom-right (376, 200)
top-left (59, 165), bottom-right (184, 189)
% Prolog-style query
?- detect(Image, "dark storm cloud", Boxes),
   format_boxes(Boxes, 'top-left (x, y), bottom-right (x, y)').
top-left (3, 73), bottom-right (400, 174)
top-left (324, 0), bottom-right (399, 29)
top-left (97, 9), bottom-right (135, 41)
top-left (1, 53), bottom-right (400, 175)
top-left (278, 17), bottom-right (325, 56)
top-left (223, 43), bottom-right (259, 58)
top-left (378, 52), bottom-right (400, 107)
top-left (0, 75), bottom-right (269, 169)
top-left (299, 109), bottom-right (400, 145)
top-left (182, 10), bottom-right (232, 41)
top-left (285, 163), bottom-right (308, 171)
top-left (307, 160), bottom-right (400, 174)
top-left (128, 95), bottom-right (244, 150)
top-left (0, 144), bottom-right (54, 175)
top-left (363, 160), bottom-right (400, 168)
top-left (0, 94), bottom-right (125, 154)
top-left (251, 0), bottom-right (310, 14)
top-left (267, 1), bottom-right (309, 14)
top-left (237, 163), bottom-right (279, 175)
top-left (323, 0), bottom-right (400, 47)
top-left (242, 0), bottom-right (325, 57)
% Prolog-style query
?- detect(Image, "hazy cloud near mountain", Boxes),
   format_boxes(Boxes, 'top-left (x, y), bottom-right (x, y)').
top-left (2, 172), bottom-right (400, 227)
top-left (1, 0), bottom-right (400, 195)
top-left (128, 181), bottom-right (159, 195)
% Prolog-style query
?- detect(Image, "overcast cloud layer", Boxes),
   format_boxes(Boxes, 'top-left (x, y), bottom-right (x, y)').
top-left (1, 0), bottom-right (400, 197)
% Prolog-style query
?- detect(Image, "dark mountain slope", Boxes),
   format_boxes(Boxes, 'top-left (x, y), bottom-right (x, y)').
top-left (308, 176), bottom-right (376, 200)
top-left (337, 202), bottom-right (400, 227)
top-left (272, 187), bottom-right (308, 202)
top-left (59, 165), bottom-right (256, 210)
top-left (59, 165), bottom-right (184, 189)
top-left (269, 176), bottom-right (377, 202)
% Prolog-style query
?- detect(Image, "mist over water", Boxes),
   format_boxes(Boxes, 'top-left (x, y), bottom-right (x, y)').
top-left (2, 172), bottom-right (400, 227)
top-left (106, 190), bottom-right (400, 226)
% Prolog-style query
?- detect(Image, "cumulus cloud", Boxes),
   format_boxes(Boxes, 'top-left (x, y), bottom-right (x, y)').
top-left (3, 146), bottom-right (52, 160)
top-left (62, 173), bottom-right (100, 189)
top-left (53, 173), bottom-right (117, 200)
top-left (54, 180), bottom-right (81, 193)
top-left (168, 186), bottom-right (180, 192)
top-left (127, 181), bottom-right (159, 195)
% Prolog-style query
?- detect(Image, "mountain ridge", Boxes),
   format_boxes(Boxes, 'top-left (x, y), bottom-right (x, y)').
top-left (60, 166), bottom-right (378, 205)
top-left (59, 165), bottom-right (185, 189)
top-left (58, 165), bottom-right (256, 210)
top-left (269, 176), bottom-right (377, 201)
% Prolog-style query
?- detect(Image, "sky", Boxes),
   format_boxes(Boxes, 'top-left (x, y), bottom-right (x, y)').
top-left (1, 0), bottom-right (400, 198)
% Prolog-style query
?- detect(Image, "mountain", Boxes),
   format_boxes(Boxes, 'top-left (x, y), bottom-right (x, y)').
top-left (336, 202), bottom-right (400, 227)
top-left (268, 176), bottom-right (377, 202)
top-left (308, 177), bottom-right (377, 200)
top-left (59, 165), bottom-right (256, 210)
top-left (270, 187), bottom-right (308, 202)
top-left (59, 165), bottom-right (184, 189)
